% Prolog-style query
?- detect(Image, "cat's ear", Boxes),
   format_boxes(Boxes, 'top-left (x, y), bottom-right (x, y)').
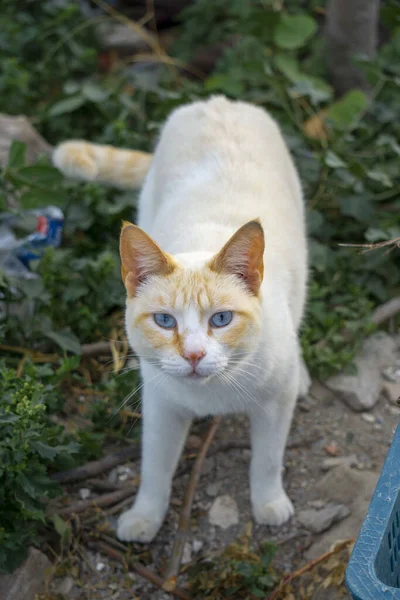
top-left (120, 222), bottom-right (176, 297)
top-left (209, 220), bottom-right (264, 295)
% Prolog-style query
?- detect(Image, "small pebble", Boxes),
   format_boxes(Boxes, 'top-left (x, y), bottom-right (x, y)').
top-left (362, 413), bottom-right (375, 424)
top-left (96, 562), bottom-right (106, 572)
top-left (193, 539), bottom-right (203, 553)
top-left (79, 488), bottom-right (91, 500)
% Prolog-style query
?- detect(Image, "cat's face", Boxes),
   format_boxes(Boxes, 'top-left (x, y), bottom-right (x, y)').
top-left (120, 221), bottom-right (264, 382)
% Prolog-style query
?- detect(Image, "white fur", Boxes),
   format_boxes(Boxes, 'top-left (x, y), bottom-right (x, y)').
top-left (117, 96), bottom-right (309, 542)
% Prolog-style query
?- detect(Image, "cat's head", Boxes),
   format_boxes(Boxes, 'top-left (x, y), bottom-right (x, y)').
top-left (120, 220), bottom-right (264, 381)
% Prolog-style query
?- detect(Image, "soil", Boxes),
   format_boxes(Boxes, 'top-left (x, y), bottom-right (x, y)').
top-left (46, 377), bottom-right (400, 600)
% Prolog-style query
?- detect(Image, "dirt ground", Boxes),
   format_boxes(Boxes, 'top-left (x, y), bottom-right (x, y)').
top-left (47, 371), bottom-right (400, 600)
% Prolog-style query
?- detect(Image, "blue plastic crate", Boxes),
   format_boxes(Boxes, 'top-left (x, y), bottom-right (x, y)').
top-left (346, 422), bottom-right (400, 599)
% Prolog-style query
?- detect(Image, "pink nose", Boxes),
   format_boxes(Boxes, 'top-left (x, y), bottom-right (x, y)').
top-left (183, 349), bottom-right (206, 370)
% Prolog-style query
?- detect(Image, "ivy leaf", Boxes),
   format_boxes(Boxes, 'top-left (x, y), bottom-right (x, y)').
top-left (17, 166), bottom-right (64, 187)
top-left (327, 90), bottom-right (369, 129)
top-left (274, 14), bottom-right (317, 50)
top-left (324, 151), bottom-right (347, 169)
top-left (44, 328), bottom-right (82, 354)
top-left (48, 95), bottom-right (86, 117)
top-left (8, 140), bottom-right (26, 169)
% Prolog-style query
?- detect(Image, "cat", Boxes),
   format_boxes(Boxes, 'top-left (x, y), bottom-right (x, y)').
top-left (53, 95), bottom-right (310, 543)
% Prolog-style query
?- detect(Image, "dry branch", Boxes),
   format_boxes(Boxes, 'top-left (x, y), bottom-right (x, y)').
top-left (163, 416), bottom-right (222, 590)
top-left (52, 445), bottom-right (140, 483)
top-left (266, 538), bottom-right (354, 600)
top-left (50, 485), bottom-right (136, 517)
top-left (371, 297), bottom-right (400, 325)
top-left (84, 537), bottom-right (191, 600)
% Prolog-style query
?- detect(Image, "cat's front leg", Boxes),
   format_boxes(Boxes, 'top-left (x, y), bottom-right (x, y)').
top-left (249, 379), bottom-right (297, 527)
top-left (117, 387), bottom-right (191, 542)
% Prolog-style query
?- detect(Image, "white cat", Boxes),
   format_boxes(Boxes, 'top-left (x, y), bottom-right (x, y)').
top-left (53, 95), bottom-right (309, 542)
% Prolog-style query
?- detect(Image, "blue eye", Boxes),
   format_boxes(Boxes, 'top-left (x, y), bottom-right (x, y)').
top-left (210, 311), bottom-right (233, 328)
top-left (154, 313), bottom-right (176, 329)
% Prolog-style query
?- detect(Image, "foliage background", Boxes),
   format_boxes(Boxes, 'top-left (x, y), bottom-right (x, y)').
top-left (0, 0), bottom-right (399, 573)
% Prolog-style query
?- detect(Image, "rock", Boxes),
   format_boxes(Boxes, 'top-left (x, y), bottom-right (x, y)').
top-left (79, 487), bottom-right (91, 500)
top-left (308, 499), bottom-right (325, 509)
top-left (0, 547), bottom-right (52, 600)
top-left (201, 456), bottom-right (215, 476)
top-left (297, 504), bottom-right (350, 534)
top-left (306, 465), bottom-right (379, 559)
top-left (208, 495), bottom-right (239, 529)
top-left (186, 435), bottom-right (202, 449)
top-left (96, 562), bottom-right (106, 572)
top-left (206, 481), bottom-right (222, 497)
top-left (361, 413), bottom-right (375, 424)
top-left (55, 576), bottom-right (74, 596)
top-left (181, 543), bottom-right (192, 565)
top-left (382, 381), bottom-right (400, 404)
top-left (0, 114), bottom-right (52, 168)
top-left (322, 455), bottom-right (358, 471)
top-left (192, 539), bottom-right (203, 553)
top-left (325, 332), bottom-right (398, 411)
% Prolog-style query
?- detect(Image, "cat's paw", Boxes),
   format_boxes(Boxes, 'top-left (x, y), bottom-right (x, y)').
top-left (298, 356), bottom-right (311, 398)
top-left (117, 508), bottom-right (162, 543)
top-left (252, 491), bottom-right (294, 527)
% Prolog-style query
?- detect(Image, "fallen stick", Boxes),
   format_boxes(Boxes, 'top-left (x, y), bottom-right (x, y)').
top-left (81, 341), bottom-right (112, 358)
top-left (50, 485), bottom-right (136, 517)
top-left (83, 494), bottom-right (135, 525)
top-left (371, 297), bottom-right (400, 325)
top-left (163, 416), bottom-right (222, 591)
top-left (52, 445), bottom-right (140, 483)
top-left (85, 537), bottom-right (191, 600)
top-left (266, 538), bottom-right (354, 600)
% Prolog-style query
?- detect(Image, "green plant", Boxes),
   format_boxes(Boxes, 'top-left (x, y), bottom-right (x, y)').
top-left (0, 365), bottom-right (79, 573)
top-left (189, 534), bottom-right (278, 599)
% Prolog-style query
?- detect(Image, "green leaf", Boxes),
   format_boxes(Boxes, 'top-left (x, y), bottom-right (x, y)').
top-left (274, 55), bottom-right (332, 103)
top-left (0, 412), bottom-right (18, 424)
top-left (31, 441), bottom-right (60, 460)
top-left (367, 169), bottom-right (393, 188)
top-left (338, 196), bottom-right (375, 223)
top-left (19, 189), bottom-right (67, 209)
top-left (44, 328), bottom-right (82, 354)
top-left (17, 166), bottom-right (64, 187)
top-left (327, 90), bottom-right (369, 129)
top-left (8, 140), bottom-right (26, 169)
top-left (82, 81), bottom-right (109, 102)
top-left (51, 514), bottom-right (71, 541)
top-left (274, 14), bottom-right (317, 50)
top-left (48, 95), bottom-right (85, 117)
top-left (324, 151), bottom-right (347, 169)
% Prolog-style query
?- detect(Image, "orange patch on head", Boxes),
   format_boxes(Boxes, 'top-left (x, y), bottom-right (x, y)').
top-left (209, 220), bottom-right (264, 295)
top-left (120, 223), bottom-right (176, 297)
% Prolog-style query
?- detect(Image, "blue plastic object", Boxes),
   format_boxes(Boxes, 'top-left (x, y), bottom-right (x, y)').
top-left (346, 422), bottom-right (400, 599)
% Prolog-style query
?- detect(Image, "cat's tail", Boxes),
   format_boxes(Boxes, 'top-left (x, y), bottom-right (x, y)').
top-left (53, 141), bottom-right (153, 190)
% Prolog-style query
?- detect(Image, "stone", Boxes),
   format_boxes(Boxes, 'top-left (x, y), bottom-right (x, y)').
top-left (79, 487), bottom-right (91, 500)
top-left (192, 539), bottom-right (203, 553)
top-left (325, 332), bottom-right (398, 411)
top-left (306, 465), bottom-right (379, 559)
top-left (206, 481), bottom-right (222, 497)
top-left (382, 381), bottom-right (400, 404)
top-left (181, 543), bottom-right (192, 565)
top-left (96, 562), bottom-right (106, 572)
top-left (0, 547), bottom-right (52, 600)
top-left (0, 114), bottom-right (52, 168)
top-left (297, 504), bottom-right (350, 534)
top-left (201, 456), bottom-right (215, 476)
top-left (55, 576), bottom-right (74, 596)
top-left (361, 413), bottom-right (375, 424)
top-left (208, 495), bottom-right (239, 529)
top-left (322, 455), bottom-right (358, 471)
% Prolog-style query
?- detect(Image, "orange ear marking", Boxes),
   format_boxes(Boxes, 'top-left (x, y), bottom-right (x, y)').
top-left (209, 220), bottom-right (264, 295)
top-left (120, 223), bottom-right (176, 297)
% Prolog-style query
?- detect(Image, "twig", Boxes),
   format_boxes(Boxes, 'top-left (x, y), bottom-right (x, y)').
top-left (50, 486), bottom-right (136, 517)
top-left (52, 445), bottom-right (140, 483)
top-left (163, 416), bottom-right (222, 590)
top-left (371, 297), bottom-right (400, 325)
top-left (83, 494), bottom-right (135, 525)
top-left (84, 538), bottom-right (191, 600)
top-left (81, 341), bottom-right (112, 358)
top-left (266, 538), bottom-right (354, 600)
top-left (339, 236), bottom-right (400, 255)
